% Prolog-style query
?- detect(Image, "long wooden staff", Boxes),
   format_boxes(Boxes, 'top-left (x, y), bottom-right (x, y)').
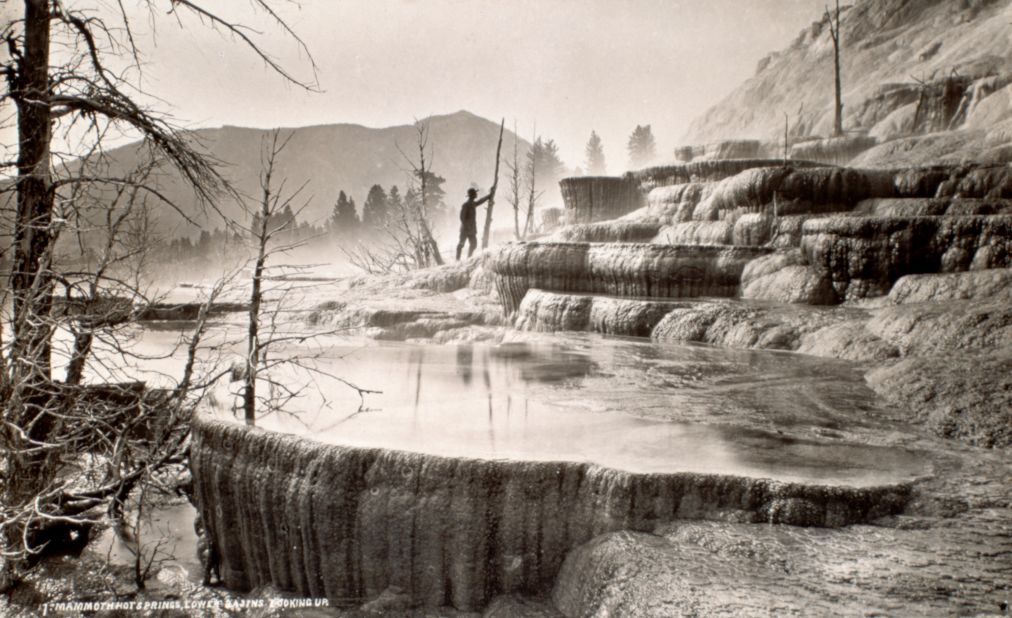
top-left (481, 118), bottom-right (505, 250)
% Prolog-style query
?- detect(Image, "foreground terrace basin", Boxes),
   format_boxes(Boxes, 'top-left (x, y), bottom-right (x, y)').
top-left (189, 334), bottom-right (930, 610)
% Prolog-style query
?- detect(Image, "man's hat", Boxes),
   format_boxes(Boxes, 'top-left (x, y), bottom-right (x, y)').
top-left (467, 188), bottom-right (478, 196)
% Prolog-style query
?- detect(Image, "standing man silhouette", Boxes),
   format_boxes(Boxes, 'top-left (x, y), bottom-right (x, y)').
top-left (456, 187), bottom-right (491, 260)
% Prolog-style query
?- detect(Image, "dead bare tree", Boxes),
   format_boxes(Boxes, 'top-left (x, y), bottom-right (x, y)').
top-left (0, 0), bottom-right (317, 590)
top-left (783, 112), bottom-right (790, 165)
top-left (60, 156), bottom-right (161, 386)
top-left (826, 0), bottom-right (844, 137)
top-left (126, 482), bottom-right (171, 591)
top-left (505, 121), bottom-right (526, 240)
top-left (241, 130), bottom-right (379, 427)
top-left (396, 119), bottom-right (445, 267)
top-left (347, 119), bottom-right (455, 274)
top-left (524, 128), bottom-right (544, 237)
top-left (243, 130), bottom-right (308, 426)
top-left (344, 232), bottom-right (416, 274)
top-left (480, 119), bottom-right (505, 250)
top-left (343, 191), bottom-right (433, 274)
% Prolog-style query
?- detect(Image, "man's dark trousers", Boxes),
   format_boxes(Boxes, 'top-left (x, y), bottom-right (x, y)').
top-left (457, 228), bottom-right (477, 260)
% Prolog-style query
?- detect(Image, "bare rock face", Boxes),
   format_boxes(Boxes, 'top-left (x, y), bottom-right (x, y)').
top-left (854, 131), bottom-right (996, 167)
top-left (645, 183), bottom-right (710, 223)
top-left (796, 321), bottom-right (901, 363)
top-left (654, 220), bottom-right (733, 245)
top-left (628, 159), bottom-right (824, 193)
top-left (941, 163), bottom-right (1012, 198)
top-left (728, 212), bottom-right (821, 248)
top-left (674, 140), bottom-right (765, 162)
top-left (559, 161), bottom-right (829, 226)
top-left (190, 419), bottom-right (913, 612)
top-left (683, 0), bottom-right (1012, 149)
top-left (741, 264), bottom-right (837, 305)
top-left (880, 164), bottom-right (1012, 199)
top-left (856, 197), bottom-right (1012, 217)
top-left (650, 301), bottom-right (844, 352)
top-left (341, 256), bottom-right (483, 294)
top-left (692, 166), bottom-right (895, 222)
top-left (800, 215), bottom-right (1012, 299)
top-left (886, 269), bottom-right (1012, 304)
top-left (891, 166), bottom-right (960, 197)
top-left (306, 272), bottom-right (505, 342)
top-left (740, 251), bottom-right (839, 305)
top-left (550, 221), bottom-right (662, 243)
top-left (515, 291), bottom-right (871, 353)
top-left (486, 242), bottom-right (772, 315)
top-left (866, 299), bottom-right (1012, 357)
top-left (866, 348), bottom-right (1012, 448)
top-left (513, 291), bottom-right (593, 333)
top-left (135, 301), bottom-right (249, 322)
top-left (789, 135), bottom-right (878, 166)
top-left (515, 290), bottom-right (684, 338)
top-left (484, 595), bottom-right (563, 617)
top-left (647, 291), bottom-right (1007, 362)
top-left (558, 177), bottom-right (643, 224)
top-left (731, 212), bottom-right (775, 246)
top-left (552, 506), bottom-right (1012, 617)
top-left (589, 164), bottom-right (996, 238)
top-left (309, 303), bottom-right (503, 342)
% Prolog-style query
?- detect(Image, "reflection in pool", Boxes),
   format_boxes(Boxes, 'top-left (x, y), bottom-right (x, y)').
top-left (197, 335), bottom-right (928, 487)
top-left (66, 319), bottom-right (927, 487)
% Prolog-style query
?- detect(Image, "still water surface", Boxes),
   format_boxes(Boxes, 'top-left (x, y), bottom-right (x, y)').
top-left (69, 317), bottom-right (929, 486)
top-left (190, 333), bottom-right (929, 487)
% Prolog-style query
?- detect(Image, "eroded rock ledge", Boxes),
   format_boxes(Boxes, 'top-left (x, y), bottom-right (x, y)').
top-left (487, 242), bottom-right (771, 315)
top-left (191, 418), bottom-right (912, 611)
top-left (801, 215), bottom-right (1012, 299)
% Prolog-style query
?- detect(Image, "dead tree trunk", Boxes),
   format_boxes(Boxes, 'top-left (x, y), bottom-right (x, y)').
top-left (505, 121), bottom-right (524, 240)
top-left (827, 0), bottom-right (844, 137)
top-left (783, 112), bottom-right (790, 165)
top-left (481, 119), bottom-right (505, 250)
top-left (245, 200), bottom-right (269, 427)
top-left (524, 128), bottom-right (539, 237)
top-left (11, 0), bottom-right (55, 385)
top-left (4, 3), bottom-right (58, 559)
top-left (415, 126), bottom-right (444, 266)
top-left (243, 133), bottom-right (288, 426)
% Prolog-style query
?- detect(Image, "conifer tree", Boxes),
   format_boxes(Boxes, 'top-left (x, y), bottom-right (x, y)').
top-left (585, 131), bottom-right (607, 175)
top-left (627, 124), bottom-right (657, 169)
top-left (362, 184), bottom-right (390, 230)
top-left (330, 190), bottom-right (360, 236)
top-left (531, 137), bottom-right (566, 186)
top-left (388, 185), bottom-right (403, 213)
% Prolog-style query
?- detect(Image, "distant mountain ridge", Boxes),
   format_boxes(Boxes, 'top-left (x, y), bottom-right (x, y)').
top-left (99, 110), bottom-right (529, 238)
top-left (683, 0), bottom-right (1012, 160)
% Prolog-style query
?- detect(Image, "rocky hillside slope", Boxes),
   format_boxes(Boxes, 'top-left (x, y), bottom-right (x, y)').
top-left (682, 0), bottom-right (1012, 165)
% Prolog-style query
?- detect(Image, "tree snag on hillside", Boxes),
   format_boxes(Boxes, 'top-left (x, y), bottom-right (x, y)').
top-left (826, 0), bottom-right (844, 137)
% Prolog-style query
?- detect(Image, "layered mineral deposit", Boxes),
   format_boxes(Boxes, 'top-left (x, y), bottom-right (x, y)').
top-left (800, 215), bottom-right (1012, 299)
top-left (191, 418), bottom-right (913, 611)
top-left (486, 242), bottom-right (772, 315)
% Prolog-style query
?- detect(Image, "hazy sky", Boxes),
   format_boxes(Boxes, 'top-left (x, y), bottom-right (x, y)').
top-left (3, 0), bottom-right (831, 170)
